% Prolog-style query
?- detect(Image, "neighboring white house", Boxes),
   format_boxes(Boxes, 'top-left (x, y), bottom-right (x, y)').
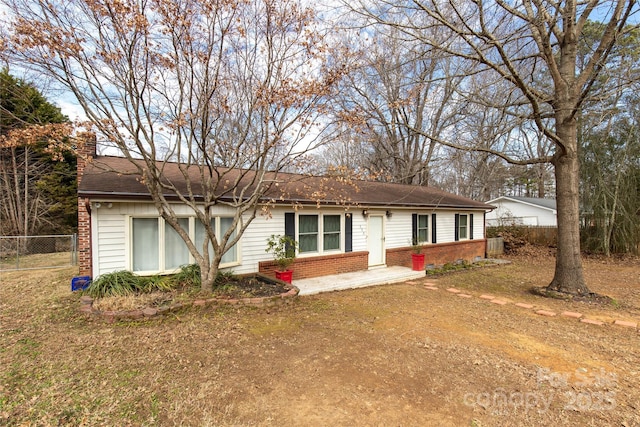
top-left (76, 142), bottom-right (494, 281)
top-left (485, 196), bottom-right (557, 227)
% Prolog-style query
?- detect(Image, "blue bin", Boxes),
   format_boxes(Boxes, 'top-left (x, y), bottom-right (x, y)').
top-left (71, 276), bottom-right (91, 291)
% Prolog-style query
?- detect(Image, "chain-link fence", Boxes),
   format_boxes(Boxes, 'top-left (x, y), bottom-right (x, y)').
top-left (0, 235), bottom-right (78, 271)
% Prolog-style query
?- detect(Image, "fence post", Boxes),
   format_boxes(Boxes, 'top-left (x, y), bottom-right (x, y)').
top-left (16, 236), bottom-right (21, 270)
top-left (72, 233), bottom-right (78, 265)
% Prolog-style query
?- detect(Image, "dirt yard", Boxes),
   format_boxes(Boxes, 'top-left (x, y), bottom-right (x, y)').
top-left (1, 252), bottom-right (639, 426)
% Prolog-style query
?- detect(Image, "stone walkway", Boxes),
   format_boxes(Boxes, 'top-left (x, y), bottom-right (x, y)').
top-left (414, 281), bottom-right (638, 330)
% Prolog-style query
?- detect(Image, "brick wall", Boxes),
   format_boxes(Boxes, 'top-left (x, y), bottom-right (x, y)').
top-left (77, 198), bottom-right (92, 277)
top-left (260, 241), bottom-right (487, 280)
top-left (386, 240), bottom-right (487, 269)
top-left (259, 251), bottom-right (369, 280)
top-left (77, 133), bottom-right (96, 278)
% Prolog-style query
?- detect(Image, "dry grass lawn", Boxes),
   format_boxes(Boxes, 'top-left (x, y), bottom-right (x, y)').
top-left (1, 252), bottom-right (639, 426)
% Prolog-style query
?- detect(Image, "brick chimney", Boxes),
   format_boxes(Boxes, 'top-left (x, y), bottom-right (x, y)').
top-left (77, 133), bottom-right (96, 277)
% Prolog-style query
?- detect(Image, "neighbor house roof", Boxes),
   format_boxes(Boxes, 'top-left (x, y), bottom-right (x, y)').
top-left (78, 156), bottom-right (492, 210)
top-left (486, 196), bottom-right (556, 212)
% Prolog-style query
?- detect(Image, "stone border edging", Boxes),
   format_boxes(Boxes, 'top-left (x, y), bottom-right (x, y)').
top-left (421, 282), bottom-right (639, 330)
top-left (79, 283), bottom-right (299, 323)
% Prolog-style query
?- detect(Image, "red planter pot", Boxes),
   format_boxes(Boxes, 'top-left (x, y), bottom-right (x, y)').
top-left (411, 253), bottom-right (425, 271)
top-left (275, 270), bottom-right (293, 284)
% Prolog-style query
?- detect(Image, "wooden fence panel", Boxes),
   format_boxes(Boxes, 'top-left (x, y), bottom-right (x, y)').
top-left (522, 226), bottom-right (557, 246)
top-left (486, 237), bottom-right (504, 257)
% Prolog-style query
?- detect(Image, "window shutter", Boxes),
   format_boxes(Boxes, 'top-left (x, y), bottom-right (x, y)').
top-left (284, 212), bottom-right (295, 239)
top-left (345, 213), bottom-right (353, 252)
top-left (470, 214), bottom-right (474, 240)
top-left (412, 213), bottom-right (418, 245)
top-left (455, 213), bottom-right (460, 241)
top-left (284, 213), bottom-right (295, 253)
top-left (431, 213), bottom-right (437, 244)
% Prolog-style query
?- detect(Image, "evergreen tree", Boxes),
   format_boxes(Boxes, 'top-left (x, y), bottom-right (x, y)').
top-left (0, 69), bottom-right (75, 235)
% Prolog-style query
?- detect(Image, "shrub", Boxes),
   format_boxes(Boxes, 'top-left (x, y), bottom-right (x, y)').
top-left (86, 270), bottom-right (142, 298)
top-left (265, 234), bottom-right (297, 270)
top-left (139, 275), bottom-right (176, 293)
top-left (214, 270), bottom-right (235, 286)
top-left (173, 264), bottom-right (201, 287)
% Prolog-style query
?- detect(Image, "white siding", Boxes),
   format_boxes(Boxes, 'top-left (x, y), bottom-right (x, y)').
top-left (436, 211), bottom-right (457, 242)
top-left (91, 200), bottom-right (487, 277)
top-left (437, 210), bottom-right (485, 242)
top-left (233, 210), bottom-right (283, 275)
top-left (92, 204), bottom-right (127, 277)
top-left (351, 212), bottom-right (368, 252)
top-left (486, 200), bottom-right (557, 227)
top-left (360, 209), bottom-right (485, 250)
top-left (472, 212), bottom-right (485, 240)
top-left (384, 211), bottom-right (413, 248)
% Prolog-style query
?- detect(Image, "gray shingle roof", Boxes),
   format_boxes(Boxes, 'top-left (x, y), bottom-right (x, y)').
top-left (488, 196), bottom-right (556, 211)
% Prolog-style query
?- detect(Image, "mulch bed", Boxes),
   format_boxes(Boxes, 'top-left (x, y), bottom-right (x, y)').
top-left (213, 275), bottom-right (291, 299)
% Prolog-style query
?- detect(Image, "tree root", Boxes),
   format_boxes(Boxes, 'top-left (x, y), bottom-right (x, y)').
top-left (531, 286), bottom-right (614, 305)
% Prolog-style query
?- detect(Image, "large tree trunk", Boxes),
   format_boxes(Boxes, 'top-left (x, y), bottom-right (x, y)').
top-left (547, 118), bottom-right (591, 295)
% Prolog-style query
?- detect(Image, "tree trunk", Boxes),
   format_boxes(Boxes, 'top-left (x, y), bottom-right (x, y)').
top-left (547, 121), bottom-right (591, 295)
top-left (201, 275), bottom-right (215, 293)
top-left (200, 257), bottom-right (221, 293)
top-left (537, 163), bottom-right (546, 198)
top-left (24, 147), bottom-right (28, 236)
top-left (12, 147), bottom-right (24, 235)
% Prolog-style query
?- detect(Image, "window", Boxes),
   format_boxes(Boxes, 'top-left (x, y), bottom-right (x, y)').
top-left (417, 214), bottom-right (429, 243)
top-left (299, 215), bottom-right (318, 253)
top-left (132, 218), bottom-right (159, 272)
top-left (296, 213), bottom-right (342, 254)
top-left (323, 215), bottom-right (341, 250)
top-left (194, 217), bottom-right (238, 265)
top-left (131, 215), bottom-right (238, 274)
top-left (165, 218), bottom-right (190, 270)
top-left (219, 217), bottom-right (237, 264)
top-left (458, 214), bottom-right (468, 240)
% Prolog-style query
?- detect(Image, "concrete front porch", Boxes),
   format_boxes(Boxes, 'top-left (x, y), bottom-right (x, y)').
top-left (293, 266), bottom-right (425, 296)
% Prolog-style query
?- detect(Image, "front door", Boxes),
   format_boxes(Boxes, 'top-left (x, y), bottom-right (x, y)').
top-left (367, 215), bottom-right (385, 266)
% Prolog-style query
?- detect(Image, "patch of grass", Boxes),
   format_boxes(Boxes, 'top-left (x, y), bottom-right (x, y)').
top-left (149, 393), bottom-right (160, 422)
top-left (245, 316), bottom-right (301, 336)
top-left (305, 298), bottom-right (333, 313)
top-left (437, 266), bottom-right (523, 294)
top-left (16, 337), bottom-right (41, 357)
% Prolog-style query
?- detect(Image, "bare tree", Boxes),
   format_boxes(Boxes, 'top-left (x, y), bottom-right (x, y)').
top-left (350, 0), bottom-right (639, 295)
top-left (2, 0), bottom-right (343, 291)
top-left (310, 123), bottom-right (373, 176)
top-left (327, 24), bottom-right (466, 185)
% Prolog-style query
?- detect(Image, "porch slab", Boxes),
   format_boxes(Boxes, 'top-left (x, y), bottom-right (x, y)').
top-left (293, 266), bottom-right (425, 296)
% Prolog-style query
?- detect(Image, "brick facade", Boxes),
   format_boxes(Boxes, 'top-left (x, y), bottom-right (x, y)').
top-left (259, 251), bottom-right (369, 280)
top-left (77, 133), bottom-right (96, 277)
top-left (259, 240), bottom-right (486, 280)
top-left (386, 240), bottom-right (487, 269)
